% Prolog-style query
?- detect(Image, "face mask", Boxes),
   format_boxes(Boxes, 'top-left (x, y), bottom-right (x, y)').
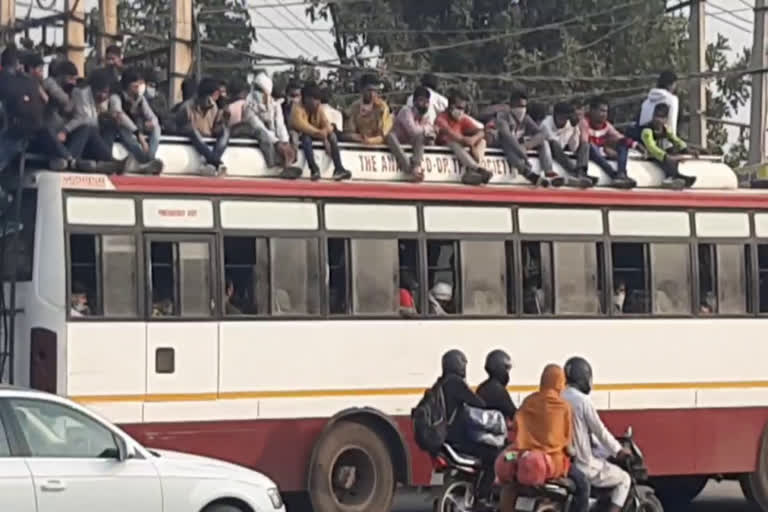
top-left (145, 86), bottom-right (157, 99)
top-left (216, 96), bottom-right (226, 109)
top-left (72, 301), bottom-right (87, 313)
top-left (511, 107), bottom-right (526, 121)
top-left (137, 83), bottom-right (146, 97)
top-left (450, 108), bottom-right (463, 121)
top-left (416, 104), bottom-right (429, 115)
top-left (62, 82), bottom-right (75, 94)
top-left (614, 291), bottom-right (626, 309)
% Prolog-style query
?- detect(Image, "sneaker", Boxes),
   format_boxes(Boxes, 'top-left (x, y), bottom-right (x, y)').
top-left (200, 164), bottom-right (218, 176)
top-left (333, 168), bottom-right (352, 181)
top-left (523, 171), bottom-right (549, 187)
top-left (549, 175), bottom-right (566, 187)
top-left (137, 159), bottom-right (163, 175)
top-left (73, 159), bottom-right (97, 172)
top-left (309, 165), bottom-right (321, 181)
top-left (49, 158), bottom-right (68, 171)
top-left (680, 174), bottom-right (697, 188)
top-left (611, 176), bottom-right (637, 189)
top-left (661, 177), bottom-right (685, 190)
top-left (100, 160), bottom-right (126, 175)
top-left (280, 166), bottom-right (303, 180)
top-left (461, 169), bottom-right (485, 186)
top-left (478, 167), bottom-right (493, 184)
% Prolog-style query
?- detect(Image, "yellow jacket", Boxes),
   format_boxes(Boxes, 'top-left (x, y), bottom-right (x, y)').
top-left (344, 98), bottom-right (393, 144)
top-left (290, 104), bottom-right (331, 138)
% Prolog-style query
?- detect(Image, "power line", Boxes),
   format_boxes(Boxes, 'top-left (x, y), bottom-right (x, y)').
top-left (736, 0), bottom-right (755, 9)
top-left (247, 5), bottom-right (317, 56)
top-left (705, 11), bottom-right (753, 34)
top-left (707, 1), bottom-right (754, 24)
top-left (272, 0), bottom-right (336, 54)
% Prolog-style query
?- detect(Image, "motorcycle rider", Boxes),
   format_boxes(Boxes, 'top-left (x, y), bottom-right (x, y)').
top-left (476, 349), bottom-right (517, 420)
top-left (562, 357), bottom-right (632, 512)
top-left (435, 349), bottom-right (497, 503)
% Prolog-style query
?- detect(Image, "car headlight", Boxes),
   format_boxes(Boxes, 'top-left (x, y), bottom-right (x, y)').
top-left (266, 487), bottom-right (283, 509)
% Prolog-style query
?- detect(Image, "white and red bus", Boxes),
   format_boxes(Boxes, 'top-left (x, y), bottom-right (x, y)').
top-left (3, 138), bottom-right (768, 511)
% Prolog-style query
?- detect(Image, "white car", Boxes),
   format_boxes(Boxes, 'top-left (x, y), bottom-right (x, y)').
top-left (0, 386), bottom-right (286, 512)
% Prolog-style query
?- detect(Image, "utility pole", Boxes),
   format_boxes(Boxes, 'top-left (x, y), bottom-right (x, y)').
top-left (688, 0), bottom-right (707, 148)
top-left (170, 0), bottom-right (193, 104)
top-left (0, 0), bottom-right (14, 45)
top-left (750, 0), bottom-right (768, 165)
top-left (64, 0), bottom-right (86, 75)
top-left (98, 0), bottom-right (119, 61)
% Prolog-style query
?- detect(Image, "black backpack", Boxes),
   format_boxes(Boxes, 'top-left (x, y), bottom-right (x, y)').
top-left (411, 383), bottom-right (449, 456)
top-left (3, 74), bottom-right (44, 137)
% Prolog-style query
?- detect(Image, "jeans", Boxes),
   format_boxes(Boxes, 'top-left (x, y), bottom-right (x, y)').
top-left (67, 125), bottom-right (114, 162)
top-left (550, 140), bottom-right (589, 175)
top-left (386, 131), bottom-right (425, 174)
top-left (299, 132), bottom-right (345, 173)
top-left (0, 135), bottom-right (25, 172)
top-left (28, 127), bottom-right (71, 160)
top-left (446, 141), bottom-right (480, 170)
top-left (186, 127), bottom-right (229, 166)
top-left (496, 118), bottom-right (532, 176)
top-left (568, 465), bottom-right (591, 512)
top-left (589, 144), bottom-right (628, 178)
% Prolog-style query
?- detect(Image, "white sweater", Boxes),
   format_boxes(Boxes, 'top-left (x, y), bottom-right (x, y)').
top-left (638, 88), bottom-right (679, 135)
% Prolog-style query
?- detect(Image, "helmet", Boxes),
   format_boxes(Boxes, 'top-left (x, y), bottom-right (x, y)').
top-left (484, 349), bottom-right (512, 385)
top-left (564, 356), bottom-right (593, 394)
top-left (442, 349), bottom-right (468, 378)
top-left (431, 282), bottom-right (453, 302)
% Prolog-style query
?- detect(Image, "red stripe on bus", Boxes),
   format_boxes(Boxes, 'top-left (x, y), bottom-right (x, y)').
top-left (109, 176), bottom-right (768, 209)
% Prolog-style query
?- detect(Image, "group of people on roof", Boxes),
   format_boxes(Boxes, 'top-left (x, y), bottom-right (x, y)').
top-left (0, 42), bottom-right (699, 188)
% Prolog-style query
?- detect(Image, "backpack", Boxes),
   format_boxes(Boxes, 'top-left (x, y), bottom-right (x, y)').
top-left (411, 383), bottom-right (448, 456)
top-left (3, 74), bottom-right (43, 137)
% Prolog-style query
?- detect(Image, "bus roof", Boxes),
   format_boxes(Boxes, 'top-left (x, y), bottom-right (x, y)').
top-left (28, 138), bottom-right (768, 210)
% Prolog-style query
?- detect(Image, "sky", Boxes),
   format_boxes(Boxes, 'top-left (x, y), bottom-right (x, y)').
top-left (10, 0), bottom-right (760, 137)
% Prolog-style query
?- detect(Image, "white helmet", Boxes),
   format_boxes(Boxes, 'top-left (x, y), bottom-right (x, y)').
top-left (431, 282), bottom-right (453, 301)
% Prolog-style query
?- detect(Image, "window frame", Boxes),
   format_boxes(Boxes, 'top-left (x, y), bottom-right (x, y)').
top-left (65, 228), bottom-right (143, 321)
top-left (144, 233), bottom-right (218, 320)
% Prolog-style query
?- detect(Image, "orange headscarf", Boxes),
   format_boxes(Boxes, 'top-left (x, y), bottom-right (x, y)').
top-left (513, 364), bottom-right (573, 478)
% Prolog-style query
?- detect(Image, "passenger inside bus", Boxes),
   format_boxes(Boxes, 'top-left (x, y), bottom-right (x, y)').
top-left (70, 282), bottom-right (90, 317)
top-left (613, 280), bottom-right (627, 314)
top-left (399, 271), bottom-right (418, 318)
top-left (429, 282), bottom-right (453, 316)
top-left (224, 279), bottom-right (243, 315)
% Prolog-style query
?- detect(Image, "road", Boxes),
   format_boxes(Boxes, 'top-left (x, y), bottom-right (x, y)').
top-left (391, 480), bottom-right (758, 511)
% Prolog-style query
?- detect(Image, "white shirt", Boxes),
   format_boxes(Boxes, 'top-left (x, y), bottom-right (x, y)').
top-left (407, 87), bottom-right (449, 127)
top-left (540, 115), bottom-right (580, 151)
top-left (562, 386), bottom-right (622, 478)
top-left (638, 88), bottom-right (679, 134)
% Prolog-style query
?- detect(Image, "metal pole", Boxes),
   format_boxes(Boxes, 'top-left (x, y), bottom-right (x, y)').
top-left (7, 145), bottom-right (27, 385)
top-left (750, 0), bottom-right (768, 165)
top-left (0, 0), bottom-right (15, 45)
top-left (688, 0), bottom-right (707, 148)
top-left (170, 0), bottom-right (193, 104)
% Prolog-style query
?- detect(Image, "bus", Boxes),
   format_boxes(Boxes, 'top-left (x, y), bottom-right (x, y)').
top-left (2, 137), bottom-right (768, 512)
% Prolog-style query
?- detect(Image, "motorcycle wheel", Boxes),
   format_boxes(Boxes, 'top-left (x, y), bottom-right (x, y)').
top-left (636, 486), bottom-right (664, 512)
top-left (438, 479), bottom-right (475, 512)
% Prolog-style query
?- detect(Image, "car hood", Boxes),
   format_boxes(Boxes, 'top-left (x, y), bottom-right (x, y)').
top-left (149, 448), bottom-right (276, 487)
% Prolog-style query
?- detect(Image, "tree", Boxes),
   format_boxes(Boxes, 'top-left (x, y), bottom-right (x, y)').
top-left (115, 0), bottom-right (258, 81)
top-left (308, 0), bottom-right (751, 162)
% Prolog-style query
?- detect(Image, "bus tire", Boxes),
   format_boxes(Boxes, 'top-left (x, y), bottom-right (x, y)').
top-left (741, 422), bottom-right (768, 511)
top-left (651, 476), bottom-right (707, 509)
top-left (308, 420), bottom-right (395, 512)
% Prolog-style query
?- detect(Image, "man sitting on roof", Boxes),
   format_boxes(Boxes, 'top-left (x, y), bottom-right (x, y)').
top-left (386, 85), bottom-right (436, 182)
top-left (175, 77), bottom-right (230, 176)
top-left (343, 74), bottom-right (393, 145)
top-left (580, 96), bottom-right (640, 189)
top-left (435, 90), bottom-right (492, 186)
top-left (240, 72), bottom-right (302, 179)
top-left (406, 73), bottom-right (449, 127)
top-left (290, 83), bottom-right (351, 181)
top-left (639, 103), bottom-right (697, 189)
top-left (540, 102), bottom-right (595, 188)
top-left (489, 89), bottom-right (563, 187)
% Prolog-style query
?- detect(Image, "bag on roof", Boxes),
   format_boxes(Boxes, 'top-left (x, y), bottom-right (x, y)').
top-left (411, 383), bottom-right (448, 456)
top-left (3, 74), bottom-right (43, 137)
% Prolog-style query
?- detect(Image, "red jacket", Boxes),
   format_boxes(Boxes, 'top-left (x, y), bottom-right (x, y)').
top-left (580, 118), bottom-right (637, 148)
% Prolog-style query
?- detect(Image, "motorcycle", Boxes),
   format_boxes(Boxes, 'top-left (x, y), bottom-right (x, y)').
top-left (431, 443), bottom-right (500, 512)
top-left (514, 426), bottom-right (663, 512)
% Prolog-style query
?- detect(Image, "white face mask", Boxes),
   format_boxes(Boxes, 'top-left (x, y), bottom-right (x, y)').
top-left (450, 108), bottom-right (463, 121)
top-left (614, 291), bottom-right (626, 309)
top-left (137, 83), bottom-right (147, 97)
top-left (511, 107), bottom-right (526, 121)
top-left (145, 85), bottom-right (157, 99)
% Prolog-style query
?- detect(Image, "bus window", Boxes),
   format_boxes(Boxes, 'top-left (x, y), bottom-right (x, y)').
top-left (698, 244), bottom-right (748, 315)
top-left (521, 241), bottom-right (552, 315)
top-left (554, 242), bottom-right (601, 315)
top-left (461, 241), bottom-right (507, 316)
top-left (612, 243), bottom-right (650, 314)
top-left (651, 243), bottom-right (691, 315)
top-left (351, 239), bottom-right (399, 315)
top-left (270, 238), bottom-right (320, 316)
top-left (399, 240), bottom-right (420, 317)
top-left (69, 234), bottom-right (98, 317)
top-left (758, 245), bottom-right (768, 313)
top-left (149, 240), bottom-right (212, 318)
top-left (327, 238), bottom-right (349, 315)
top-left (223, 237), bottom-right (269, 315)
top-left (427, 240), bottom-right (458, 315)
top-left (101, 235), bottom-right (138, 317)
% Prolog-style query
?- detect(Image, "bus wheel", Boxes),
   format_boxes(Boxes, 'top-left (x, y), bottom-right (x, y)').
top-left (308, 421), bottom-right (395, 512)
top-left (742, 422), bottom-right (768, 510)
top-left (651, 476), bottom-right (707, 509)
